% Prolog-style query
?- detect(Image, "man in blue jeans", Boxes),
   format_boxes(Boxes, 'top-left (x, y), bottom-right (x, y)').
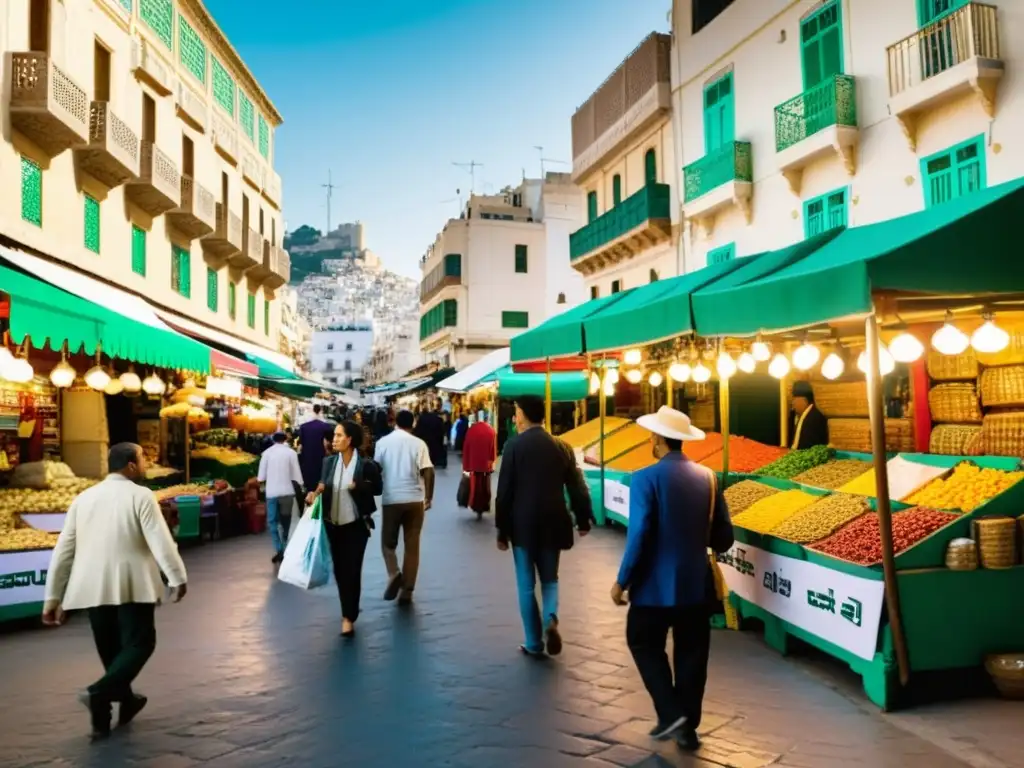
top-left (496, 396), bottom-right (593, 657)
top-left (257, 431), bottom-right (304, 564)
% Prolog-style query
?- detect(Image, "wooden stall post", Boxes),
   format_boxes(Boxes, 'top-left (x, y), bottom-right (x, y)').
top-left (779, 375), bottom-right (790, 448)
top-left (598, 357), bottom-right (607, 515)
top-left (719, 375), bottom-right (731, 485)
top-left (666, 372), bottom-right (674, 411)
top-left (865, 314), bottom-right (910, 686)
top-left (544, 358), bottom-right (553, 433)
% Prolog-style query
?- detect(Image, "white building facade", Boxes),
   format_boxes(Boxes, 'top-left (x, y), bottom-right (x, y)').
top-left (309, 324), bottom-right (373, 389)
top-left (673, 0), bottom-right (1017, 270)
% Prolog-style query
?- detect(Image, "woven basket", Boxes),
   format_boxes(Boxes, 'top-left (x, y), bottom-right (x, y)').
top-left (980, 365), bottom-right (1024, 408)
top-left (813, 381), bottom-right (869, 418)
top-left (981, 411), bottom-right (1024, 457)
top-left (828, 418), bottom-right (915, 453)
top-left (689, 401), bottom-right (716, 431)
top-left (944, 538), bottom-right (978, 571)
top-left (974, 517), bottom-right (1018, 569)
top-left (985, 654), bottom-right (1024, 700)
top-left (929, 424), bottom-right (983, 456)
top-left (927, 349), bottom-right (979, 381)
top-left (929, 383), bottom-right (983, 423)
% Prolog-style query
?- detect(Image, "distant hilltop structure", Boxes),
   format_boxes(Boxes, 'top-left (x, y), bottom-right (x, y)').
top-left (284, 221), bottom-right (380, 282)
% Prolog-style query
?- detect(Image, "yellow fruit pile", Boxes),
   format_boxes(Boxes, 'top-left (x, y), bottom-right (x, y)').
top-left (904, 463), bottom-right (1024, 512)
top-left (732, 490), bottom-right (818, 534)
top-left (837, 469), bottom-right (879, 497)
top-left (191, 446), bottom-right (258, 466)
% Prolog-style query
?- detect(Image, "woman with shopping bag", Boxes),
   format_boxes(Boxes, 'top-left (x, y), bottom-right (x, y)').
top-left (305, 421), bottom-right (383, 637)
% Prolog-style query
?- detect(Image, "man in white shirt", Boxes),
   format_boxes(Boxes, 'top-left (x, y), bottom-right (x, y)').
top-left (258, 431), bottom-right (304, 564)
top-left (43, 443), bottom-right (188, 741)
top-left (374, 409), bottom-right (434, 605)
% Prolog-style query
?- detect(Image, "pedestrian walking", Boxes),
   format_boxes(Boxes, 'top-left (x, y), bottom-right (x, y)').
top-left (610, 406), bottom-right (734, 750)
top-left (461, 415), bottom-right (496, 518)
top-left (306, 421), bottom-right (383, 636)
top-left (453, 414), bottom-right (470, 452)
top-left (495, 396), bottom-right (593, 657)
top-left (258, 431), bottom-right (304, 564)
top-left (415, 405), bottom-right (448, 469)
top-left (374, 409), bottom-right (434, 605)
top-left (297, 404), bottom-right (334, 495)
top-left (42, 443), bottom-right (188, 741)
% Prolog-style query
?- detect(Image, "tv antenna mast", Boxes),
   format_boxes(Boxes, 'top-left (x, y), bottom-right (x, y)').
top-left (534, 146), bottom-right (568, 177)
top-left (322, 170), bottom-right (337, 234)
top-left (452, 161), bottom-right (483, 195)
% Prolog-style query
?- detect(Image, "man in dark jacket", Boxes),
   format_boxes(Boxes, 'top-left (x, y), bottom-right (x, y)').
top-left (415, 406), bottom-right (448, 469)
top-left (297, 405), bottom-right (334, 494)
top-left (790, 380), bottom-right (829, 450)
top-left (496, 395), bottom-right (593, 658)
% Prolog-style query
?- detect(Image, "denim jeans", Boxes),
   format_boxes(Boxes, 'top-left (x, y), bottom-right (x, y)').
top-left (266, 495), bottom-right (294, 553)
top-left (512, 547), bottom-right (560, 653)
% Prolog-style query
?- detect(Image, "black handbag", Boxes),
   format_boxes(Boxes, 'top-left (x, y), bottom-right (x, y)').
top-left (456, 473), bottom-right (470, 508)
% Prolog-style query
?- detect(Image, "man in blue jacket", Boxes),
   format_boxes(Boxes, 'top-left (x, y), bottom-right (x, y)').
top-left (611, 406), bottom-right (734, 751)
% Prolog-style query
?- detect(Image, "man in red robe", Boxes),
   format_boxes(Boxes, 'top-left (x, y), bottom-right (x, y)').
top-left (461, 417), bottom-right (496, 518)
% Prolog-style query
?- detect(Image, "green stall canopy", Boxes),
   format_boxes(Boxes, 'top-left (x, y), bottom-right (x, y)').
top-left (510, 292), bottom-right (629, 363)
top-left (495, 367), bottom-right (588, 401)
top-left (2, 264), bottom-right (211, 372)
top-left (692, 176), bottom-right (1024, 337)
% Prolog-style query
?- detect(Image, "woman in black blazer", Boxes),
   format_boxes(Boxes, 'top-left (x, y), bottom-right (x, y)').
top-left (306, 420), bottom-right (383, 636)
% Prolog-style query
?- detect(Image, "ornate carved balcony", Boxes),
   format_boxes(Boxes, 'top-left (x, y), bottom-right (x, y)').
top-left (7, 52), bottom-right (89, 157)
top-left (246, 239), bottom-right (274, 285)
top-left (242, 150), bottom-right (261, 188)
top-left (167, 176), bottom-right (216, 239)
top-left (212, 112), bottom-right (239, 164)
top-left (247, 242), bottom-right (289, 292)
top-left (201, 202), bottom-right (242, 261)
top-left (131, 37), bottom-right (172, 96)
top-left (125, 141), bottom-right (180, 216)
top-left (886, 3), bottom-right (1003, 151)
top-left (176, 81), bottom-right (207, 132)
top-left (230, 227), bottom-right (261, 271)
top-left (682, 141), bottom-right (753, 240)
top-left (75, 101), bottom-right (140, 187)
top-left (274, 246), bottom-right (291, 287)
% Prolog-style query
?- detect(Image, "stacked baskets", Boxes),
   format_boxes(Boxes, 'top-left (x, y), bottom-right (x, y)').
top-left (980, 366), bottom-right (1024, 456)
top-left (973, 517), bottom-right (1018, 569)
top-left (927, 351), bottom-right (984, 456)
top-left (944, 537), bottom-right (978, 571)
top-left (828, 417), bottom-right (915, 453)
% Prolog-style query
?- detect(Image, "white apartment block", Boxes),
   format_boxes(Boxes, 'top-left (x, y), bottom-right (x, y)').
top-left (569, 33), bottom-right (680, 300)
top-left (674, 0), bottom-right (1018, 269)
top-left (1, 0), bottom-right (287, 350)
top-left (419, 177), bottom-right (586, 369)
top-left (309, 324), bottom-right (373, 389)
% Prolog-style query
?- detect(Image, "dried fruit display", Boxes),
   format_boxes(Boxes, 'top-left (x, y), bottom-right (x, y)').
top-left (811, 507), bottom-right (959, 564)
top-left (904, 463), bottom-right (1024, 512)
top-left (770, 493), bottom-right (869, 543)
top-left (793, 459), bottom-right (872, 490)
top-left (753, 445), bottom-right (834, 480)
top-left (732, 490), bottom-right (819, 534)
top-left (723, 480), bottom-right (780, 517)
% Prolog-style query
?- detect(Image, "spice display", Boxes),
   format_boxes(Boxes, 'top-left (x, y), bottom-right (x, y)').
top-left (904, 463), bottom-right (1024, 512)
top-left (700, 437), bottom-right (789, 473)
top-left (682, 432), bottom-right (723, 464)
top-left (770, 493), bottom-right (870, 543)
top-left (732, 490), bottom-right (819, 534)
top-left (811, 507), bottom-right (959, 565)
top-left (793, 459), bottom-right (872, 490)
top-left (838, 469), bottom-right (879, 497)
top-left (723, 480), bottom-right (780, 516)
top-left (190, 446), bottom-right (258, 466)
top-left (154, 483), bottom-right (215, 502)
top-left (754, 445), bottom-right (834, 480)
top-left (0, 528), bottom-right (58, 552)
top-left (606, 443), bottom-right (657, 472)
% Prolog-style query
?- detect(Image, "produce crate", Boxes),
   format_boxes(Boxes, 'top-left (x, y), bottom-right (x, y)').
top-left (928, 382), bottom-right (982, 423)
top-left (980, 365), bottom-right (1024, 408)
top-left (927, 349), bottom-right (979, 381)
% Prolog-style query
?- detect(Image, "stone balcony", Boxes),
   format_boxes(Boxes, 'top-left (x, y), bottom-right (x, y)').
top-left (263, 170), bottom-right (282, 208)
top-left (242, 150), bottom-right (261, 188)
top-left (176, 80), bottom-right (207, 132)
top-left (212, 112), bottom-right (239, 164)
top-left (167, 176), bottom-right (216, 239)
top-left (131, 37), bottom-right (172, 96)
top-left (125, 141), bottom-right (180, 216)
top-left (201, 202), bottom-right (243, 262)
top-left (682, 141), bottom-right (753, 240)
top-left (75, 101), bottom-right (139, 187)
top-left (249, 242), bottom-right (289, 292)
top-left (886, 3), bottom-right (1003, 151)
top-left (230, 227), bottom-right (262, 271)
top-left (7, 52), bottom-right (89, 157)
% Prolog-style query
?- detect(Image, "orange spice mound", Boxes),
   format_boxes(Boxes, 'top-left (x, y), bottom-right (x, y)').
top-left (700, 437), bottom-right (789, 474)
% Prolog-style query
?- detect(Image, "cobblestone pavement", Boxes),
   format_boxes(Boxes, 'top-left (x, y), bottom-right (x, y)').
top-left (1, 464), bottom-right (1021, 768)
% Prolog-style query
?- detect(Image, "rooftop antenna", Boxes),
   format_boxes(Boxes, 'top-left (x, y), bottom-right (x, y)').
top-left (535, 146), bottom-right (569, 177)
top-left (452, 161), bottom-right (483, 195)
top-left (322, 170), bottom-right (337, 234)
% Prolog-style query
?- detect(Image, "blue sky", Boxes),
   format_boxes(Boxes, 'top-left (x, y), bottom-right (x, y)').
top-left (206, 0), bottom-right (670, 278)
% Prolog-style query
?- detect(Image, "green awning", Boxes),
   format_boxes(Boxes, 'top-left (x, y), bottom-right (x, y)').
top-left (2, 264), bottom-right (210, 372)
top-left (495, 367), bottom-right (588, 401)
top-left (692, 176), bottom-right (1024, 337)
top-left (246, 354), bottom-right (299, 381)
top-left (510, 292), bottom-right (630, 363)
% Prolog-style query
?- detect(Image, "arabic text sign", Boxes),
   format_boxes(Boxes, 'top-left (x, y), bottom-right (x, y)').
top-left (717, 543), bottom-right (885, 661)
top-left (603, 480), bottom-right (630, 519)
top-left (0, 549), bottom-right (51, 607)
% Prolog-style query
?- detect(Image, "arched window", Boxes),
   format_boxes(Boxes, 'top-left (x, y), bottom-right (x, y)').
top-left (644, 148), bottom-right (657, 185)
top-left (612, 174), bottom-right (622, 206)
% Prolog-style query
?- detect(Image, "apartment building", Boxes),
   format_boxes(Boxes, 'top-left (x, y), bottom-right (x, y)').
top-left (418, 176), bottom-right (584, 369)
top-left (2, 0), bottom-right (287, 353)
top-left (309, 324), bottom-right (373, 389)
top-left (674, 0), bottom-right (1017, 269)
top-left (569, 32), bottom-right (680, 300)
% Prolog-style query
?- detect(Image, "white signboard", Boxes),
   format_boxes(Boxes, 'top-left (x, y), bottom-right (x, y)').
top-left (20, 513), bottom-right (66, 532)
top-left (0, 549), bottom-right (52, 607)
top-left (604, 480), bottom-right (630, 519)
top-left (717, 543), bottom-right (885, 661)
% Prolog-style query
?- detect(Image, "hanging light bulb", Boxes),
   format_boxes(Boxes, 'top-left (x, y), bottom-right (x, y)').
top-left (692, 361), bottom-right (712, 384)
top-left (605, 368), bottom-right (620, 385)
top-left (857, 345), bottom-right (896, 376)
top-left (120, 367), bottom-right (142, 393)
top-left (602, 377), bottom-right (615, 397)
top-left (768, 353), bottom-right (791, 379)
top-left (623, 348), bottom-right (642, 366)
top-left (142, 373), bottom-right (167, 395)
top-left (821, 352), bottom-right (845, 380)
top-left (737, 352), bottom-right (756, 374)
top-left (792, 339), bottom-right (820, 371)
top-left (971, 315), bottom-right (1010, 354)
top-left (0, 345), bottom-right (13, 377)
top-left (716, 351), bottom-right (737, 379)
top-left (589, 372), bottom-right (600, 394)
top-left (751, 336), bottom-right (771, 362)
top-left (889, 330), bottom-right (925, 363)
top-left (5, 357), bottom-right (34, 383)
top-left (49, 360), bottom-right (77, 388)
top-left (669, 362), bottom-right (691, 383)
top-left (648, 370), bottom-right (663, 387)
top-left (931, 313), bottom-right (969, 356)
top-left (625, 368), bottom-right (643, 384)
top-left (85, 364), bottom-right (111, 391)
top-left (104, 375), bottom-right (125, 395)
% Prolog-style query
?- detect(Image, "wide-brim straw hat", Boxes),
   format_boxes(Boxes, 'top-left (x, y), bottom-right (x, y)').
top-left (636, 406), bottom-right (706, 442)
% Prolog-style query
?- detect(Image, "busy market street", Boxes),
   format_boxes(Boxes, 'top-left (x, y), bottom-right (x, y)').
top-left (1, 465), bottom-right (1019, 768)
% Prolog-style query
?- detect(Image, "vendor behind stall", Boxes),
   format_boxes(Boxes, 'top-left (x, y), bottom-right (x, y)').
top-left (790, 381), bottom-right (829, 450)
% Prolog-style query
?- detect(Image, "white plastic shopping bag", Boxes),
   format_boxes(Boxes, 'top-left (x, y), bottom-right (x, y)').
top-left (278, 498), bottom-right (332, 590)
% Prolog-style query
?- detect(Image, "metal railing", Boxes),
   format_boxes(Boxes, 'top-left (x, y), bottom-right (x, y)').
top-left (775, 74), bottom-right (857, 153)
top-left (569, 182), bottom-right (670, 261)
top-left (683, 141), bottom-right (752, 203)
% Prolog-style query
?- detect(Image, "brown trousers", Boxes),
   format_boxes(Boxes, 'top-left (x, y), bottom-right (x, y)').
top-left (381, 502), bottom-right (425, 591)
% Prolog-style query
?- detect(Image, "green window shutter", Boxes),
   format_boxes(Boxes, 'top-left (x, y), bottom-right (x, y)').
top-left (921, 135), bottom-right (986, 208)
top-left (826, 189), bottom-right (848, 229)
top-left (801, 1), bottom-right (843, 89)
top-left (247, 294), bottom-right (256, 328)
top-left (923, 152), bottom-right (954, 208)
top-left (212, 57), bottom-right (236, 117)
top-left (919, 0), bottom-right (968, 25)
top-left (587, 191), bottom-right (598, 222)
top-left (239, 92), bottom-right (255, 142)
top-left (20, 157), bottom-right (42, 227)
top-left (444, 253), bottom-right (461, 277)
top-left (140, 0), bottom-right (173, 49)
top-left (264, 299), bottom-right (270, 334)
top-left (803, 187), bottom-right (848, 237)
top-left (206, 267), bottom-right (218, 311)
top-left (178, 15), bottom-right (207, 84)
top-left (590, 286), bottom-right (599, 300)
top-left (228, 281), bottom-right (237, 319)
top-left (703, 73), bottom-right (734, 154)
top-left (612, 175), bottom-right (622, 206)
top-left (501, 311), bottom-right (529, 329)
top-left (644, 149), bottom-right (657, 185)
top-left (258, 115), bottom-right (270, 159)
top-left (131, 225), bottom-right (147, 276)
top-left (514, 244), bottom-right (528, 274)
top-left (707, 243), bottom-right (736, 265)
top-left (443, 299), bottom-right (458, 327)
top-left (172, 245), bottom-right (191, 298)
top-left (84, 195), bottom-right (100, 253)
top-left (120, 0), bottom-right (133, 12)
top-left (804, 198), bottom-right (825, 237)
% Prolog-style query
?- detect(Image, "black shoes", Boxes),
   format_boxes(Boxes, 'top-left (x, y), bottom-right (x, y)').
top-left (78, 690), bottom-right (111, 741)
top-left (271, 552), bottom-right (284, 565)
top-left (119, 693), bottom-right (148, 726)
top-left (544, 620), bottom-right (563, 656)
top-left (650, 715), bottom-right (688, 741)
top-left (675, 728), bottom-right (701, 751)
top-left (383, 572), bottom-right (403, 601)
